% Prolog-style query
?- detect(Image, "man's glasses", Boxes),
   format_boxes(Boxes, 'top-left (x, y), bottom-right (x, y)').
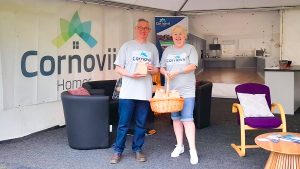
top-left (137, 26), bottom-right (151, 31)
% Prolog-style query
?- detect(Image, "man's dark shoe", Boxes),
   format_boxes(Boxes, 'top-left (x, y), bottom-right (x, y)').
top-left (127, 129), bottom-right (134, 136)
top-left (135, 152), bottom-right (147, 162)
top-left (110, 153), bottom-right (122, 164)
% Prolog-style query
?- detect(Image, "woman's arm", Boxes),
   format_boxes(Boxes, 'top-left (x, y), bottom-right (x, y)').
top-left (167, 64), bottom-right (197, 79)
top-left (180, 64), bottom-right (197, 74)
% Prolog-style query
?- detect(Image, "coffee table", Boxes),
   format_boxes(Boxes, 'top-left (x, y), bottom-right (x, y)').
top-left (255, 132), bottom-right (300, 169)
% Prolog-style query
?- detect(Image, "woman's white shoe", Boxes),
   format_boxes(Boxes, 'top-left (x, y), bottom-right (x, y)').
top-left (171, 145), bottom-right (184, 157)
top-left (189, 149), bottom-right (198, 165)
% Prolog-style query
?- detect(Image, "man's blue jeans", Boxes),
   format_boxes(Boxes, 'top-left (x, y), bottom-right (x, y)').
top-left (113, 99), bottom-right (149, 154)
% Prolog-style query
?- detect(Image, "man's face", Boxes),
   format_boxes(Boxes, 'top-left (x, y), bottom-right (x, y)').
top-left (135, 21), bottom-right (151, 40)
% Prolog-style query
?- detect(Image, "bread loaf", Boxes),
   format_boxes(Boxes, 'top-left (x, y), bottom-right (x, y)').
top-left (135, 62), bottom-right (147, 75)
top-left (153, 88), bottom-right (180, 99)
top-left (168, 90), bottom-right (180, 98)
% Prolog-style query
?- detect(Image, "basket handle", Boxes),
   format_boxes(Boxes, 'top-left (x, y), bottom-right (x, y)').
top-left (165, 75), bottom-right (170, 96)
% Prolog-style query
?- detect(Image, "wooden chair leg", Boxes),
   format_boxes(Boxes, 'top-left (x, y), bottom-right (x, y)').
top-left (231, 144), bottom-right (246, 157)
top-left (231, 144), bottom-right (259, 157)
top-left (282, 124), bottom-right (287, 132)
top-left (231, 127), bottom-right (246, 157)
top-left (241, 127), bottom-right (246, 156)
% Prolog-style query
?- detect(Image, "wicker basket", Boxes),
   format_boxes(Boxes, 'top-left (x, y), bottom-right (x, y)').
top-left (150, 97), bottom-right (184, 113)
top-left (150, 76), bottom-right (184, 113)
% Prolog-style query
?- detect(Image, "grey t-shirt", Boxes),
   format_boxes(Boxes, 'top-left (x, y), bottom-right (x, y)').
top-left (114, 40), bottom-right (160, 100)
top-left (160, 44), bottom-right (198, 98)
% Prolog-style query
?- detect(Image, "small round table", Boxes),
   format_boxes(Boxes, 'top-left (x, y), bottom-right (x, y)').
top-left (255, 132), bottom-right (300, 169)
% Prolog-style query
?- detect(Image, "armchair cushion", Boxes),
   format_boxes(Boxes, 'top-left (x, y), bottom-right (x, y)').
top-left (237, 93), bottom-right (274, 117)
top-left (88, 89), bottom-right (105, 95)
top-left (68, 87), bottom-right (90, 96)
top-left (245, 117), bottom-right (282, 129)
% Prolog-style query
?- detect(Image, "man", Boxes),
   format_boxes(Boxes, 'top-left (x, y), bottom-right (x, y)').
top-left (110, 18), bottom-right (160, 164)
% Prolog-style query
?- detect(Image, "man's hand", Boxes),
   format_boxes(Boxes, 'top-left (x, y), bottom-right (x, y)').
top-left (130, 73), bottom-right (146, 78)
top-left (147, 63), bottom-right (157, 74)
top-left (115, 66), bottom-right (146, 78)
top-left (147, 63), bottom-right (154, 73)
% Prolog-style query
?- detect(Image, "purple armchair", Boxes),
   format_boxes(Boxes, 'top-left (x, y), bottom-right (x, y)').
top-left (231, 83), bottom-right (287, 157)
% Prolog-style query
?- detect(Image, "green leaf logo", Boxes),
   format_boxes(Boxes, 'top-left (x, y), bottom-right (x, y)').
top-left (52, 11), bottom-right (97, 48)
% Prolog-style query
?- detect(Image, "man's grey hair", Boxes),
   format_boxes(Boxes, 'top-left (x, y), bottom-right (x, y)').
top-left (135, 18), bottom-right (149, 26)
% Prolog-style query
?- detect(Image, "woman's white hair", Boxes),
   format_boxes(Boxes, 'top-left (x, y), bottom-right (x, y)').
top-left (171, 25), bottom-right (187, 38)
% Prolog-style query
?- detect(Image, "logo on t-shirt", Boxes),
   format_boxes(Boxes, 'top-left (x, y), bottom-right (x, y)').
top-left (166, 53), bottom-right (186, 65)
top-left (132, 50), bottom-right (151, 62)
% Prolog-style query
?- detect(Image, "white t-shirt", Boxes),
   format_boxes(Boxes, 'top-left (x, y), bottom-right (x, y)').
top-left (160, 44), bottom-right (198, 98)
top-left (114, 40), bottom-right (160, 100)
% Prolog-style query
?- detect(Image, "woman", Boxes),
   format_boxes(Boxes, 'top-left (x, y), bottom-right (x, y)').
top-left (160, 25), bottom-right (198, 165)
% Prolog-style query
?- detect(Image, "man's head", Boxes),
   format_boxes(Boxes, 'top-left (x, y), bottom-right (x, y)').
top-left (135, 18), bottom-right (151, 42)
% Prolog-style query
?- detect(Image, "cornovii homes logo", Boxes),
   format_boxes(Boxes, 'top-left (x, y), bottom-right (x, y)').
top-left (21, 11), bottom-right (117, 91)
top-left (159, 18), bottom-right (166, 23)
top-left (140, 51), bottom-right (148, 58)
top-left (155, 17), bottom-right (170, 27)
top-left (52, 11), bottom-right (97, 48)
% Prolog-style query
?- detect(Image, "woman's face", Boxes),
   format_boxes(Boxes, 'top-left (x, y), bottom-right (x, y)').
top-left (172, 29), bottom-right (186, 48)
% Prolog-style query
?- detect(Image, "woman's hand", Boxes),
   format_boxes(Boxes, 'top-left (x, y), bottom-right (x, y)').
top-left (161, 68), bottom-right (179, 80)
top-left (166, 70), bottom-right (179, 80)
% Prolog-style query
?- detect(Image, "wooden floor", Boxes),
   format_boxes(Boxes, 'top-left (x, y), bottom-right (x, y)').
top-left (196, 68), bottom-right (264, 84)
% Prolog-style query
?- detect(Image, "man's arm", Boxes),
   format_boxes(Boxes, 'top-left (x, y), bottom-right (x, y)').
top-left (115, 65), bottom-right (146, 78)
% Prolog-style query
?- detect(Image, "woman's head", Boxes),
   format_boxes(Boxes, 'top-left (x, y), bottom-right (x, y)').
top-left (171, 25), bottom-right (187, 48)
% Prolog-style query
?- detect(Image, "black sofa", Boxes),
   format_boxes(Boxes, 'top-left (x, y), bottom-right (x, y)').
top-left (61, 91), bottom-right (109, 149)
top-left (194, 81), bottom-right (213, 129)
top-left (82, 80), bottom-right (119, 125)
top-left (81, 79), bottom-right (212, 130)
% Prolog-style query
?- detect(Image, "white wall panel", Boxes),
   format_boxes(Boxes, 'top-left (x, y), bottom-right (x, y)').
top-left (189, 11), bottom-right (280, 58)
top-left (282, 9), bottom-right (300, 65)
top-left (0, 50), bottom-right (3, 111)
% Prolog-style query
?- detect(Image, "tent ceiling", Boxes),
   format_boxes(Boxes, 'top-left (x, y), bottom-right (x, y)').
top-left (182, 0), bottom-right (300, 11)
top-left (105, 0), bottom-right (186, 11)
top-left (76, 0), bottom-right (300, 13)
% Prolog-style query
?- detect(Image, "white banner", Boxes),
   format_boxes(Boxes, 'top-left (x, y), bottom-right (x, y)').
top-left (0, 0), bottom-right (169, 140)
top-left (0, 1), bottom-right (132, 109)
top-left (155, 16), bottom-right (188, 51)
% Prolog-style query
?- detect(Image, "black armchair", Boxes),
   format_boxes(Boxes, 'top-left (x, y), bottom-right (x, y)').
top-left (194, 81), bottom-right (213, 129)
top-left (61, 91), bottom-right (109, 149)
